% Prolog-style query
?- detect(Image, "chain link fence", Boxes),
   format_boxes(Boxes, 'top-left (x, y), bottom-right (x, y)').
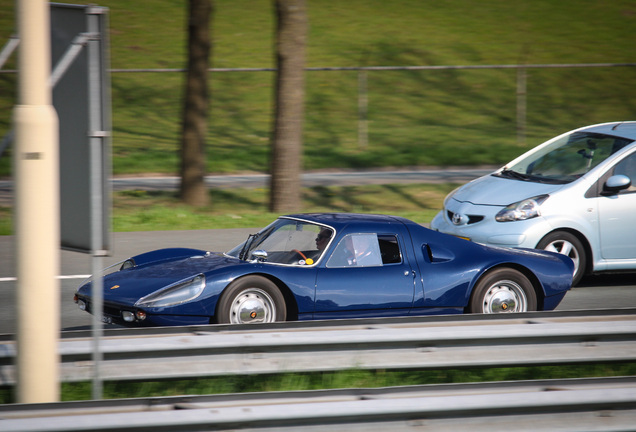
top-left (2, 55), bottom-right (636, 172)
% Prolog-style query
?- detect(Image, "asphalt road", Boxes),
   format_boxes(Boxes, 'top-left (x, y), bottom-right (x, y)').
top-left (0, 167), bottom-right (497, 206)
top-left (1, 229), bottom-right (635, 335)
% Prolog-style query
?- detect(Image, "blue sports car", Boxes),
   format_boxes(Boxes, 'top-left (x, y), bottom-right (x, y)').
top-left (74, 213), bottom-right (574, 327)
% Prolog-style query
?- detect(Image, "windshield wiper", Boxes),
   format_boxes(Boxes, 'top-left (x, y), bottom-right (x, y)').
top-left (239, 233), bottom-right (258, 261)
top-left (498, 168), bottom-right (570, 185)
top-left (528, 176), bottom-right (570, 185)
top-left (497, 168), bottom-right (531, 181)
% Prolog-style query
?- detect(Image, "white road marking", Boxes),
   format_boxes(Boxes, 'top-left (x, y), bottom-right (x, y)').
top-left (0, 275), bottom-right (90, 282)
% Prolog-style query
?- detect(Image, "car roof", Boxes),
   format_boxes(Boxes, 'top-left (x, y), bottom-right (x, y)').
top-left (578, 121), bottom-right (636, 141)
top-left (282, 213), bottom-right (413, 230)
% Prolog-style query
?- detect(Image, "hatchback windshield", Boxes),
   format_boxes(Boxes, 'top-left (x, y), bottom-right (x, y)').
top-left (226, 218), bottom-right (333, 265)
top-left (498, 132), bottom-right (633, 184)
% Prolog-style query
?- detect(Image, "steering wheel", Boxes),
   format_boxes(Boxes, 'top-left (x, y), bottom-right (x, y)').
top-left (291, 249), bottom-right (307, 260)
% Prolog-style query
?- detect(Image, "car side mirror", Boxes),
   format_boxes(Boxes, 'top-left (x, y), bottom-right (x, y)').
top-left (250, 249), bottom-right (268, 262)
top-left (602, 174), bottom-right (631, 195)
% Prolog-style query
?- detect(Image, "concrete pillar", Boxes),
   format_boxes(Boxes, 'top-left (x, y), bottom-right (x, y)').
top-left (13, 0), bottom-right (61, 403)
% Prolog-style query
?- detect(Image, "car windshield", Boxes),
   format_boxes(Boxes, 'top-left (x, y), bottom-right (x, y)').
top-left (226, 218), bottom-right (333, 266)
top-left (497, 132), bottom-right (633, 184)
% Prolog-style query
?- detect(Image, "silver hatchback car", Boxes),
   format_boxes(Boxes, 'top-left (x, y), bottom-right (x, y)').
top-left (431, 121), bottom-right (636, 285)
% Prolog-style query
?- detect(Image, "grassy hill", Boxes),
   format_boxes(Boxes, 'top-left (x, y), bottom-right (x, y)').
top-left (1, 0), bottom-right (636, 177)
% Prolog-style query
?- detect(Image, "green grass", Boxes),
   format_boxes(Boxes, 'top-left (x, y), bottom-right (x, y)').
top-left (2, 0), bottom-right (636, 177)
top-left (0, 206), bottom-right (9, 234)
top-left (1, 363), bottom-right (635, 403)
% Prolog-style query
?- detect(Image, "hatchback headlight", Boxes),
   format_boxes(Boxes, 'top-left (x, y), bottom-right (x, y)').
top-left (495, 195), bottom-right (548, 222)
top-left (135, 274), bottom-right (206, 308)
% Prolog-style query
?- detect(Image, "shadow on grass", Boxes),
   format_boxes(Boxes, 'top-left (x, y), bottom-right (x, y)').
top-left (209, 188), bottom-right (265, 209)
top-left (381, 184), bottom-right (435, 210)
top-left (302, 185), bottom-right (379, 213)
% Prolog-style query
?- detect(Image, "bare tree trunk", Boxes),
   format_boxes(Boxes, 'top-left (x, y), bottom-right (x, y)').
top-left (179, 0), bottom-right (212, 206)
top-left (269, 0), bottom-right (307, 213)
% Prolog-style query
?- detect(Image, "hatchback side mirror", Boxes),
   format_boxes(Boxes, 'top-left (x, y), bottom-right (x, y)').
top-left (602, 174), bottom-right (631, 195)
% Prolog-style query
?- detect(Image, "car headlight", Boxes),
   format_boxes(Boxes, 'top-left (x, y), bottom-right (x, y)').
top-left (135, 274), bottom-right (206, 308)
top-left (495, 195), bottom-right (549, 222)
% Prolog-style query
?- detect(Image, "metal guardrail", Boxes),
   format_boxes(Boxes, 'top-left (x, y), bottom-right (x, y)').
top-left (1, 309), bottom-right (636, 385)
top-left (2, 311), bottom-right (636, 431)
top-left (0, 167), bottom-right (496, 203)
top-left (1, 376), bottom-right (636, 431)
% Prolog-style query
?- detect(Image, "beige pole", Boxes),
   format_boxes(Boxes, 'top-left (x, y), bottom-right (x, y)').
top-left (13, 0), bottom-right (61, 403)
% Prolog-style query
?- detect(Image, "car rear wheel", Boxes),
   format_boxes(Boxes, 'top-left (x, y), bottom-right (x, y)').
top-left (468, 268), bottom-right (537, 314)
top-left (215, 276), bottom-right (287, 324)
top-left (536, 231), bottom-right (586, 286)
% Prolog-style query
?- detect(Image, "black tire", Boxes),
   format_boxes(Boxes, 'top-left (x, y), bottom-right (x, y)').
top-left (536, 231), bottom-right (586, 286)
top-left (215, 276), bottom-right (287, 324)
top-left (468, 268), bottom-right (537, 314)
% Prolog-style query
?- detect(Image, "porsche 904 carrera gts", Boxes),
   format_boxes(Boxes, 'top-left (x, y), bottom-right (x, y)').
top-left (74, 213), bottom-right (573, 326)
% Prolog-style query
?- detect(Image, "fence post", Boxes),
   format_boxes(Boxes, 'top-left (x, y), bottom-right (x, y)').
top-left (516, 67), bottom-right (527, 146)
top-left (358, 69), bottom-right (368, 149)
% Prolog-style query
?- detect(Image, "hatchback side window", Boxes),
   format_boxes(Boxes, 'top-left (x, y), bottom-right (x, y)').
top-left (613, 152), bottom-right (636, 193)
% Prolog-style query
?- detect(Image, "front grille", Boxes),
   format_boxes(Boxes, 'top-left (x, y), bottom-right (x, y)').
top-left (82, 299), bottom-right (123, 318)
top-left (447, 210), bottom-right (484, 225)
top-left (104, 304), bottom-right (122, 317)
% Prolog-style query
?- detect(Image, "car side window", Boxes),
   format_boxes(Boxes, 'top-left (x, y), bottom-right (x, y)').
top-left (378, 234), bottom-right (401, 264)
top-left (327, 233), bottom-right (383, 267)
top-left (613, 152), bottom-right (636, 193)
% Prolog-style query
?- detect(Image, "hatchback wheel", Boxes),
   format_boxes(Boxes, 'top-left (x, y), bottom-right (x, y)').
top-left (536, 231), bottom-right (586, 286)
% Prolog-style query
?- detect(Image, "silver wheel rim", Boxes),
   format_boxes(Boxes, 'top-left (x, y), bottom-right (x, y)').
top-left (481, 280), bottom-right (527, 313)
top-left (229, 288), bottom-right (276, 324)
top-left (543, 239), bottom-right (580, 277)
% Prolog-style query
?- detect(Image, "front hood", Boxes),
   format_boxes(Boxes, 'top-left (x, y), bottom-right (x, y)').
top-left (450, 174), bottom-right (564, 206)
top-left (82, 252), bottom-right (242, 305)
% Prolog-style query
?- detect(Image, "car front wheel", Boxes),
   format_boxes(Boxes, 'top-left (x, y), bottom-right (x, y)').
top-left (468, 268), bottom-right (537, 314)
top-left (536, 231), bottom-right (586, 286)
top-left (215, 276), bottom-right (287, 324)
